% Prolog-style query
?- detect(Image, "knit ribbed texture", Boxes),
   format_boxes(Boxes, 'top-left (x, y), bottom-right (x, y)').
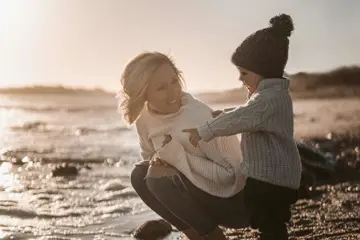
top-left (135, 93), bottom-right (246, 197)
top-left (197, 78), bottom-right (302, 189)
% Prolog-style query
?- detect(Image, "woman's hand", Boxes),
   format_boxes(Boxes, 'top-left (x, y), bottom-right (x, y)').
top-left (182, 128), bottom-right (202, 147)
top-left (162, 134), bottom-right (172, 147)
top-left (147, 134), bottom-right (178, 178)
top-left (148, 134), bottom-right (172, 167)
top-left (149, 157), bottom-right (169, 167)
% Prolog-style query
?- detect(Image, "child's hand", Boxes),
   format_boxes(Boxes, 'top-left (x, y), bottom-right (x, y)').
top-left (212, 110), bottom-right (223, 118)
top-left (182, 128), bottom-right (201, 147)
top-left (150, 157), bottom-right (169, 167)
top-left (162, 134), bottom-right (172, 147)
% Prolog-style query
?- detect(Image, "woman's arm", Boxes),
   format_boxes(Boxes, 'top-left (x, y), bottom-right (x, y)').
top-left (135, 121), bottom-right (157, 165)
top-left (135, 122), bottom-right (179, 178)
top-left (139, 137), bottom-right (156, 161)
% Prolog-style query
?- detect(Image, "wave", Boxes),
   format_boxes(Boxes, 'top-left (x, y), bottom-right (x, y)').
top-left (0, 105), bottom-right (116, 113)
top-left (10, 121), bottom-right (49, 132)
top-left (0, 195), bottom-right (134, 221)
top-left (0, 151), bottom-right (111, 165)
top-left (9, 121), bottom-right (128, 134)
top-left (0, 206), bottom-right (37, 219)
top-left (0, 204), bottom-right (84, 219)
top-left (1, 147), bottom-right (54, 160)
top-left (74, 126), bottom-right (128, 135)
top-left (0, 145), bottom-right (137, 165)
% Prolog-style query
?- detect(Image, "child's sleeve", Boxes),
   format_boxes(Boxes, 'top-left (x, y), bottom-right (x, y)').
top-left (197, 96), bottom-right (274, 142)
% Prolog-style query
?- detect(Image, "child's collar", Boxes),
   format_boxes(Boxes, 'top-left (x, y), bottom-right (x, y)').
top-left (256, 78), bottom-right (290, 92)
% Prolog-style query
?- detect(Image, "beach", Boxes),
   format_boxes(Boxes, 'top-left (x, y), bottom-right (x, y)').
top-left (0, 93), bottom-right (359, 239)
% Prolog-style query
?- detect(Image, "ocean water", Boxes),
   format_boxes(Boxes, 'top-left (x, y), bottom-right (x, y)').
top-left (0, 93), bottom-right (180, 240)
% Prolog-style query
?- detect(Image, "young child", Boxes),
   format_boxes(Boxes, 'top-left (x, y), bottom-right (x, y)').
top-left (183, 14), bottom-right (302, 240)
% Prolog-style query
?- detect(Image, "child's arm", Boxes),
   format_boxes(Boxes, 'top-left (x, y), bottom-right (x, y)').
top-left (197, 96), bottom-right (274, 142)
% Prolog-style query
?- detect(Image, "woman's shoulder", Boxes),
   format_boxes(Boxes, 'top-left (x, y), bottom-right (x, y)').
top-left (182, 92), bottom-right (213, 112)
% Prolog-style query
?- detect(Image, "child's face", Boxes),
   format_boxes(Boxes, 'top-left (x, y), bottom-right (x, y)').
top-left (237, 67), bottom-right (262, 94)
top-left (145, 63), bottom-right (182, 114)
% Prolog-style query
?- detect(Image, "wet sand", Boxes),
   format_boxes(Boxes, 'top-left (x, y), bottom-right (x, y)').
top-left (293, 98), bottom-right (360, 139)
top-left (223, 181), bottom-right (360, 239)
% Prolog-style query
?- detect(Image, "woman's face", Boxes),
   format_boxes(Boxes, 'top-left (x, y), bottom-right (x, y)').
top-left (237, 67), bottom-right (262, 94)
top-left (145, 63), bottom-right (182, 114)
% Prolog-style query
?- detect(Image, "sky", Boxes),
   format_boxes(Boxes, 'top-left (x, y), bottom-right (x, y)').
top-left (0, 0), bottom-right (359, 93)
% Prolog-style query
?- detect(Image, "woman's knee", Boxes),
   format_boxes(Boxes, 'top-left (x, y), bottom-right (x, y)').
top-left (145, 176), bottom-right (174, 198)
top-left (130, 165), bottom-right (148, 191)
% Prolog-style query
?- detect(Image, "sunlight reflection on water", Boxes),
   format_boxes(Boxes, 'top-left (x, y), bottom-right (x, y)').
top-left (0, 162), bottom-right (18, 191)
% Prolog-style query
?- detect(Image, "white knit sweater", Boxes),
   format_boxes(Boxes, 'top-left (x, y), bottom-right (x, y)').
top-left (135, 93), bottom-right (246, 197)
top-left (197, 78), bottom-right (302, 190)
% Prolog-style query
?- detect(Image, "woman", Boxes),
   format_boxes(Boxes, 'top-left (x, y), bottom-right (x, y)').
top-left (118, 52), bottom-right (248, 240)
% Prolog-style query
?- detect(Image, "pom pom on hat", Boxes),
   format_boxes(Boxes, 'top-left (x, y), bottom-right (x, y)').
top-left (269, 14), bottom-right (294, 37)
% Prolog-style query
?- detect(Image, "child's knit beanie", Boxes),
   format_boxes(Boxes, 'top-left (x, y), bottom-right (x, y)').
top-left (231, 14), bottom-right (294, 78)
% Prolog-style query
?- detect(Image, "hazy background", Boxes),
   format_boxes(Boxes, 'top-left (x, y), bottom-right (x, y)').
top-left (1, 0), bottom-right (360, 93)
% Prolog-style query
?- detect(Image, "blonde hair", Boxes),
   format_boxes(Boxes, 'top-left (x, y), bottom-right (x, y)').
top-left (118, 52), bottom-right (185, 125)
